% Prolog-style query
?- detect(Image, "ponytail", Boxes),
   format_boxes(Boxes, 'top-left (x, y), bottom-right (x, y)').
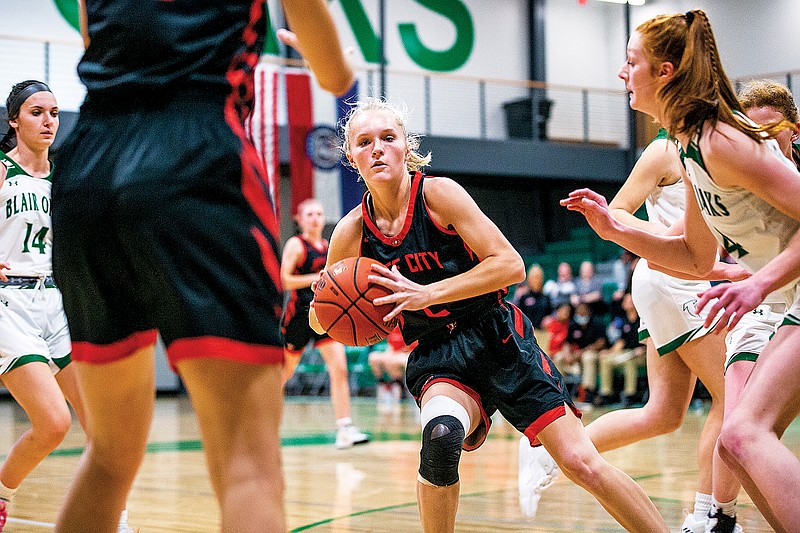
top-left (638, 10), bottom-right (791, 141)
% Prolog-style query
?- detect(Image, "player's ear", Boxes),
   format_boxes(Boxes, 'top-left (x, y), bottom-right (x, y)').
top-left (658, 61), bottom-right (675, 79)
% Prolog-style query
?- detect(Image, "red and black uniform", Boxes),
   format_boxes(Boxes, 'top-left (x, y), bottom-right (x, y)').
top-left (52, 0), bottom-right (283, 369)
top-left (281, 236), bottom-right (334, 353)
top-left (361, 172), bottom-right (578, 450)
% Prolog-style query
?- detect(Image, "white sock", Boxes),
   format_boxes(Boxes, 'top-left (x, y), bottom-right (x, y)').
top-left (0, 480), bottom-right (17, 502)
top-left (118, 508), bottom-right (129, 525)
top-left (712, 496), bottom-right (737, 518)
top-left (693, 492), bottom-right (712, 520)
top-left (336, 417), bottom-right (353, 430)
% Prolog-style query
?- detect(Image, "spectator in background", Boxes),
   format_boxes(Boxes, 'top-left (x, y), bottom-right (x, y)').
top-left (545, 303), bottom-right (578, 396)
top-left (612, 250), bottom-right (638, 296)
top-left (571, 260), bottom-right (606, 315)
top-left (543, 303), bottom-right (572, 358)
top-left (513, 264), bottom-right (552, 348)
top-left (543, 262), bottom-right (576, 309)
top-left (597, 293), bottom-right (645, 407)
top-left (566, 303), bottom-right (607, 405)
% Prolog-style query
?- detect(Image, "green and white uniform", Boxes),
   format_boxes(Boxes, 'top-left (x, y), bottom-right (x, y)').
top-left (0, 152), bottom-right (71, 374)
top-left (682, 123), bottom-right (800, 364)
top-left (632, 131), bottom-right (717, 355)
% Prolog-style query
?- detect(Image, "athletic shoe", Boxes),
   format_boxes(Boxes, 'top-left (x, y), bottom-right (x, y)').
top-left (705, 510), bottom-right (743, 533)
top-left (681, 509), bottom-right (709, 533)
top-left (518, 436), bottom-right (559, 519)
top-left (118, 509), bottom-right (135, 533)
top-left (335, 424), bottom-right (370, 449)
top-left (0, 499), bottom-right (6, 533)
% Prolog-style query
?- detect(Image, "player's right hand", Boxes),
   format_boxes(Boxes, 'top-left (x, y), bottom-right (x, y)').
top-left (0, 262), bottom-right (9, 282)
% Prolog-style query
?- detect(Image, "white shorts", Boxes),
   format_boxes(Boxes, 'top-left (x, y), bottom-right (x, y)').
top-left (780, 286), bottom-right (800, 328)
top-left (632, 260), bottom-right (716, 356)
top-left (0, 282), bottom-right (72, 375)
top-left (724, 303), bottom-right (784, 369)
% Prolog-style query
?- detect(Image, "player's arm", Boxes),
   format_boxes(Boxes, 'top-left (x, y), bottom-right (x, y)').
top-left (694, 126), bottom-right (800, 329)
top-left (561, 183), bottom-right (718, 278)
top-left (608, 138), bottom-right (682, 236)
top-left (78, 0), bottom-right (89, 48)
top-left (369, 177), bottom-right (525, 320)
top-left (279, 0), bottom-right (354, 97)
top-left (280, 236), bottom-right (318, 290)
top-left (309, 206), bottom-right (363, 333)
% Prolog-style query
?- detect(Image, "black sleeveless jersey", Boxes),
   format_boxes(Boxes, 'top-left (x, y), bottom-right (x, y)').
top-left (290, 236), bottom-right (328, 308)
top-left (79, 0), bottom-right (265, 98)
top-left (360, 172), bottom-right (502, 344)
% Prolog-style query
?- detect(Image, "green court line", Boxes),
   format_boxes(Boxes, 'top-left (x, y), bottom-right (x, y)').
top-left (0, 428), bottom-right (765, 532)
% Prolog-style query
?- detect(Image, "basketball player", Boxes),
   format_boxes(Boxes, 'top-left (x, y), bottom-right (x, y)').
top-left (739, 79), bottom-right (800, 171)
top-left (562, 10), bottom-right (800, 532)
top-left (311, 97), bottom-right (668, 532)
top-left (0, 81), bottom-right (133, 533)
top-left (50, 1), bottom-right (353, 532)
top-left (530, 126), bottom-right (750, 533)
top-left (281, 198), bottom-right (369, 449)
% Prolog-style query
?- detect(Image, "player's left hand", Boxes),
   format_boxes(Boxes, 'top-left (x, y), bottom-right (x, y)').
top-left (0, 262), bottom-right (9, 282)
top-left (696, 278), bottom-right (769, 333)
top-left (560, 189), bottom-right (619, 241)
top-left (369, 263), bottom-right (432, 322)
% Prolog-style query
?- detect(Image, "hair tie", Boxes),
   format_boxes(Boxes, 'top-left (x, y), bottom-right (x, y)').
top-left (684, 11), bottom-right (695, 26)
top-left (6, 81), bottom-right (51, 120)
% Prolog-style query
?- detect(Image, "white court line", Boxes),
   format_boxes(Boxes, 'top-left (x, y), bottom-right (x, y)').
top-left (7, 517), bottom-right (55, 528)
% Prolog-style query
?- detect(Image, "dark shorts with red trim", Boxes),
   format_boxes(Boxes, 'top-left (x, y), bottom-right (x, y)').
top-left (282, 305), bottom-right (331, 353)
top-left (52, 89), bottom-right (284, 368)
top-left (406, 302), bottom-right (579, 451)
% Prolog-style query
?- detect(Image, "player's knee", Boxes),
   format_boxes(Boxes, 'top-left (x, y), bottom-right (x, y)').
top-left (418, 415), bottom-right (465, 487)
top-left (718, 415), bottom-right (758, 465)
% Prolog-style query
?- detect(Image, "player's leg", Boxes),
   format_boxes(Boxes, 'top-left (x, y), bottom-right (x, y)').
top-left (55, 346), bottom-right (155, 533)
top-left (317, 340), bottom-right (351, 420)
top-left (539, 408), bottom-right (668, 532)
top-left (586, 338), bottom-right (695, 450)
top-left (177, 358), bottom-right (285, 533)
top-left (1, 362), bottom-right (73, 491)
top-left (318, 340), bottom-right (369, 448)
top-left (281, 348), bottom-right (303, 383)
top-left (416, 382), bottom-right (481, 533)
top-left (55, 364), bottom-right (88, 433)
top-left (718, 325), bottom-right (800, 533)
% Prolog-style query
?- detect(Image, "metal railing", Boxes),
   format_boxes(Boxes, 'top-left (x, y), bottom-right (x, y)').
top-left (2, 34), bottom-right (798, 149)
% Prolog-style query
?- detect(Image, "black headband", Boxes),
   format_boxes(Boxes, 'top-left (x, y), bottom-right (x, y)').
top-left (7, 82), bottom-right (52, 119)
top-left (685, 11), bottom-right (695, 26)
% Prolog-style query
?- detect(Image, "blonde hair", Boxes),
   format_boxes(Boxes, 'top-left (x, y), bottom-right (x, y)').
top-left (637, 10), bottom-right (793, 140)
top-left (340, 97), bottom-right (431, 174)
top-left (738, 79), bottom-right (799, 124)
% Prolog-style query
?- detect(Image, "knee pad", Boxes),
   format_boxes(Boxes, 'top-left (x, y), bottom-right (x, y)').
top-left (418, 415), bottom-right (465, 487)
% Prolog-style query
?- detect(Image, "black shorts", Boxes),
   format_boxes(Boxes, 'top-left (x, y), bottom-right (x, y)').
top-left (52, 90), bottom-right (283, 368)
top-left (281, 304), bottom-right (330, 353)
top-left (407, 302), bottom-right (579, 450)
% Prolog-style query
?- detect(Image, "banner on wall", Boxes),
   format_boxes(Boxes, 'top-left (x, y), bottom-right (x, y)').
top-left (247, 64), bottom-right (280, 216)
top-left (256, 67), bottom-right (360, 222)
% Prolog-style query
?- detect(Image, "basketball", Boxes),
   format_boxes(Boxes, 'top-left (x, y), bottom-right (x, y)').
top-left (313, 256), bottom-right (396, 346)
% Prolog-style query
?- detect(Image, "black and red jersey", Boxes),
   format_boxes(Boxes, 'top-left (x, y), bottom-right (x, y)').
top-left (282, 236), bottom-right (328, 326)
top-left (360, 172), bottom-right (502, 344)
top-left (79, 0), bottom-right (265, 101)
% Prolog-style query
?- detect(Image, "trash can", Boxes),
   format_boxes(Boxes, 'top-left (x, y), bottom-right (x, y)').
top-left (503, 96), bottom-right (553, 141)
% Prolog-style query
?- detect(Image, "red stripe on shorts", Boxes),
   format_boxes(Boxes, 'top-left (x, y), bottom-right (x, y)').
top-left (168, 336), bottom-right (285, 372)
top-left (523, 403), bottom-right (582, 446)
top-left (71, 330), bottom-right (159, 365)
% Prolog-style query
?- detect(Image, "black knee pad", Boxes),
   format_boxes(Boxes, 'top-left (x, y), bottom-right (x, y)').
top-left (418, 415), bottom-right (465, 487)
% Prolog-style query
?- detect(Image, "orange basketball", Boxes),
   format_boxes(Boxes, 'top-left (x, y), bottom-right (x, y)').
top-left (313, 257), bottom-right (396, 346)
